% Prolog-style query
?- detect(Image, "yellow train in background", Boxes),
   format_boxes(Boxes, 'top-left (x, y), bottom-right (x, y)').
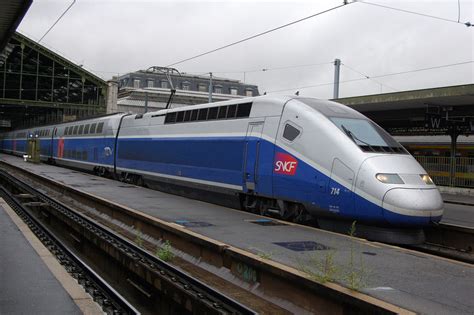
top-left (395, 135), bottom-right (474, 187)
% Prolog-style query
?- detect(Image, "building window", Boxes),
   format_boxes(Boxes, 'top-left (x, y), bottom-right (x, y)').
top-left (214, 86), bottom-right (222, 94)
top-left (230, 88), bottom-right (238, 95)
top-left (245, 89), bottom-right (253, 97)
top-left (147, 80), bottom-right (154, 88)
top-left (182, 81), bottom-right (190, 90)
top-left (198, 84), bottom-right (207, 92)
top-left (133, 79), bottom-right (140, 89)
top-left (161, 81), bottom-right (168, 88)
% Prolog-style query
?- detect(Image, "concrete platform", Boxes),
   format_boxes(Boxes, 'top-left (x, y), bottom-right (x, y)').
top-left (0, 201), bottom-right (83, 314)
top-left (2, 154), bottom-right (474, 315)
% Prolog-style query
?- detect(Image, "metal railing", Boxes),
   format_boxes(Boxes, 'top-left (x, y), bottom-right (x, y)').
top-left (414, 156), bottom-right (474, 188)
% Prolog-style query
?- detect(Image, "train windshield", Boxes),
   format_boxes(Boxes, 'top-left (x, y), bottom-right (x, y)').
top-left (330, 117), bottom-right (407, 154)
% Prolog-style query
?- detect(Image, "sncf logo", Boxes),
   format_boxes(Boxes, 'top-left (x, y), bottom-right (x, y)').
top-left (274, 152), bottom-right (298, 175)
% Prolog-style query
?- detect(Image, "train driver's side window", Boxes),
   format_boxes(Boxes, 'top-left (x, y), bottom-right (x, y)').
top-left (283, 123), bottom-right (301, 142)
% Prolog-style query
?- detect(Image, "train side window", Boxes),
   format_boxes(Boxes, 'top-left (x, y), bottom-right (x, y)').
top-left (68, 126), bottom-right (73, 135)
top-left (84, 124), bottom-right (90, 134)
top-left (64, 127), bottom-right (69, 136)
top-left (198, 108), bottom-right (208, 121)
top-left (78, 125), bottom-right (84, 135)
top-left (236, 103), bottom-right (252, 118)
top-left (217, 106), bottom-right (227, 119)
top-left (90, 123), bottom-right (97, 134)
top-left (227, 105), bottom-right (237, 118)
top-left (208, 107), bottom-right (218, 120)
top-left (184, 110), bottom-right (191, 122)
top-left (176, 111), bottom-right (185, 122)
top-left (96, 122), bottom-right (104, 133)
top-left (190, 109), bottom-right (198, 121)
top-left (283, 123), bottom-right (301, 142)
top-left (73, 125), bottom-right (79, 135)
top-left (165, 112), bottom-right (177, 124)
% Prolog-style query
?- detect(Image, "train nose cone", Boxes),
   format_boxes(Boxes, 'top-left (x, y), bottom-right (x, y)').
top-left (382, 188), bottom-right (444, 225)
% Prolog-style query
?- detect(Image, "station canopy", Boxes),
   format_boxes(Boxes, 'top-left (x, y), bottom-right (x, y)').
top-left (336, 84), bottom-right (474, 136)
top-left (1, 32), bottom-right (107, 130)
top-left (0, 0), bottom-right (31, 52)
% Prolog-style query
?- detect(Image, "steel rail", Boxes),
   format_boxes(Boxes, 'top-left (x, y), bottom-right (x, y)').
top-left (0, 169), bottom-right (257, 315)
top-left (0, 185), bottom-right (140, 315)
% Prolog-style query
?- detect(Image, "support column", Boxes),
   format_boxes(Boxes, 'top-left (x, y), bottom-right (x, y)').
top-left (106, 79), bottom-right (118, 114)
top-left (208, 72), bottom-right (213, 103)
top-left (449, 127), bottom-right (459, 187)
top-left (19, 43), bottom-right (24, 99)
top-left (144, 92), bottom-right (148, 113)
top-left (333, 58), bottom-right (341, 99)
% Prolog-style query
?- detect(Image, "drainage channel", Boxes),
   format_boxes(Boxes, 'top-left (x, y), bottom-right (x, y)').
top-left (0, 169), bottom-right (256, 315)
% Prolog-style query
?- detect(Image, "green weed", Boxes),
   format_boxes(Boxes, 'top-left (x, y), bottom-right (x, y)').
top-left (156, 240), bottom-right (174, 262)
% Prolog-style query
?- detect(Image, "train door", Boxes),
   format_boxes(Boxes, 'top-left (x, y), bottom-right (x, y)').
top-left (50, 128), bottom-right (56, 159)
top-left (243, 121), bottom-right (264, 192)
top-left (328, 158), bottom-right (355, 216)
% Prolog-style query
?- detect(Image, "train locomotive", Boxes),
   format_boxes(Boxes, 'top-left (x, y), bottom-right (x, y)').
top-left (0, 95), bottom-right (444, 244)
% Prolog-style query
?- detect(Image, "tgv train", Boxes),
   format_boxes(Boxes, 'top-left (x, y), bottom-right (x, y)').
top-left (0, 96), bottom-right (444, 244)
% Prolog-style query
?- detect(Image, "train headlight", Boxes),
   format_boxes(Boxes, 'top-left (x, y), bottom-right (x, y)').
top-left (420, 174), bottom-right (434, 185)
top-left (375, 173), bottom-right (404, 184)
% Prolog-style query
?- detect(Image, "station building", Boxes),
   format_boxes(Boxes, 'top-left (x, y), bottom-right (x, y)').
top-left (116, 69), bottom-right (259, 113)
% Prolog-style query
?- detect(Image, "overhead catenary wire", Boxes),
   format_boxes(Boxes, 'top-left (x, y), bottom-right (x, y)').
top-left (185, 61), bottom-right (333, 76)
top-left (457, 0), bottom-right (461, 23)
top-left (267, 60), bottom-right (474, 94)
top-left (38, 0), bottom-right (77, 43)
top-left (341, 63), bottom-right (399, 92)
top-left (359, 1), bottom-right (472, 27)
top-left (165, 2), bottom-right (353, 67)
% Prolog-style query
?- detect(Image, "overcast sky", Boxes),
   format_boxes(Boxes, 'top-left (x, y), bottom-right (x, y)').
top-left (17, 0), bottom-right (474, 99)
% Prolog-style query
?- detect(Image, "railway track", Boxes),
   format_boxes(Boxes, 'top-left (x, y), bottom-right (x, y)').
top-left (0, 186), bottom-right (139, 315)
top-left (0, 169), bottom-right (257, 315)
top-left (414, 223), bottom-right (474, 264)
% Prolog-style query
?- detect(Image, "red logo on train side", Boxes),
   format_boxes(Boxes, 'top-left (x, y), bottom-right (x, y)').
top-left (58, 138), bottom-right (64, 158)
top-left (273, 152), bottom-right (298, 175)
